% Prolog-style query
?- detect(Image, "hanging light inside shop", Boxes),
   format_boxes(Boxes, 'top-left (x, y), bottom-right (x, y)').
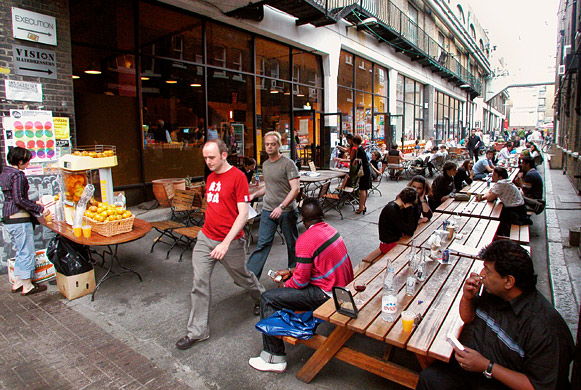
top-left (165, 80), bottom-right (178, 84)
top-left (84, 60), bottom-right (101, 75)
top-left (190, 83), bottom-right (202, 87)
top-left (71, 75), bottom-right (80, 79)
top-left (270, 88), bottom-right (279, 94)
top-left (141, 76), bottom-right (150, 81)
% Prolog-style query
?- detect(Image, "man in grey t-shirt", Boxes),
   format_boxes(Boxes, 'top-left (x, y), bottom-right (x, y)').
top-left (247, 131), bottom-right (300, 288)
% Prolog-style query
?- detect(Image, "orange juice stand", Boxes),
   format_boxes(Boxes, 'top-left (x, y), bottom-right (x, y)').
top-left (39, 217), bottom-right (151, 301)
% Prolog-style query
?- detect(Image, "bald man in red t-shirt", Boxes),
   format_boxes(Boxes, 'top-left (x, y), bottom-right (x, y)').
top-left (176, 139), bottom-right (265, 350)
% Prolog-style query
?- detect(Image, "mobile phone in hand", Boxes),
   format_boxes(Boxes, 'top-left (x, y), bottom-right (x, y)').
top-left (267, 270), bottom-right (282, 282)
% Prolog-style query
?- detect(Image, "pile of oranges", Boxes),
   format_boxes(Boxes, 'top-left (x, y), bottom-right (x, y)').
top-left (73, 150), bottom-right (115, 158)
top-left (84, 202), bottom-right (132, 222)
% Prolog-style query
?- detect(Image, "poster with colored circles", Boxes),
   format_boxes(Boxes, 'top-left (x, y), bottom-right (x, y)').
top-left (3, 110), bottom-right (56, 163)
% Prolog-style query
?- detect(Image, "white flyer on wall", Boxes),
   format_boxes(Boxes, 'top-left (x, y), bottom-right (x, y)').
top-left (3, 110), bottom-right (56, 164)
top-left (4, 79), bottom-right (43, 102)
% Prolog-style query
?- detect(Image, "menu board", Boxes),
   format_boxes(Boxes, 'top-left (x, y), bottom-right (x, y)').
top-left (3, 110), bottom-right (56, 163)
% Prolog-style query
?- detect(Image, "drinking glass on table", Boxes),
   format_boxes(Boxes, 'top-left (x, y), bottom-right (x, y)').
top-left (354, 281), bottom-right (367, 306)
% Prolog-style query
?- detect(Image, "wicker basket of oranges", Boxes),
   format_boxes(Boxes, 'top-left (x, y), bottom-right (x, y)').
top-left (83, 203), bottom-right (134, 237)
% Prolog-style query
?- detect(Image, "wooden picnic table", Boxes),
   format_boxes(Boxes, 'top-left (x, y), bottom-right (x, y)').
top-left (459, 180), bottom-right (490, 196)
top-left (289, 244), bottom-right (483, 387)
top-left (398, 212), bottom-right (500, 259)
top-left (436, 197), bottom-right (502, 220)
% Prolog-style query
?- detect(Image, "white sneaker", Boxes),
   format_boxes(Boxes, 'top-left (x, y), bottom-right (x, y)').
top-left (248, 357), bottom-right (287, 373)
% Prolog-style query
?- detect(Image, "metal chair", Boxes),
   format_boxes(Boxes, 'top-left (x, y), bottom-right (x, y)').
top-left (387, 156), bottom-right (404, 181)
top-left (317, 181), bottom-right (344, 219)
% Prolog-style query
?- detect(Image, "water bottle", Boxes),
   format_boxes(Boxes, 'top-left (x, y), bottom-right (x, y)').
top-left (255, 173), bottom-right (260, 186)
top-left (381, 263), bottom-right (398, 322)
top-left (417, 249), bottom-right (426, 282)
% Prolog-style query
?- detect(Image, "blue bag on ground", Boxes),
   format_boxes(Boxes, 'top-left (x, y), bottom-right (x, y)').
top-left (255, 309), bottom-right (324, 340)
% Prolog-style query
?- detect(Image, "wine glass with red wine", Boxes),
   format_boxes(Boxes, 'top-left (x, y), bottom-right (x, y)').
top-left (354, 282), bottom-right (367, 306)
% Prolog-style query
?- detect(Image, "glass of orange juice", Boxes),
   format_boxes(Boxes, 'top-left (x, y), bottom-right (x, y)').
top-left (82, 225), bottom-right (92, 238)
top-left (401, 310), bottom-right (416, 333)
top-left (73, 226), bottom-right (82, 238)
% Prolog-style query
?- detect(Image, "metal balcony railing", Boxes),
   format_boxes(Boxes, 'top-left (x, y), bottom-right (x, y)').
top-left (326, 0), bottom-right (482, 94)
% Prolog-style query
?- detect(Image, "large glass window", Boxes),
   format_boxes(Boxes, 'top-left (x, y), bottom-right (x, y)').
top-left (71, 1), bottom-right (324, 199)
top-left (396, 74), bottom-right (424, 142)
top-left (337, 50), bottom-right (389, 141)
top-left (435, 90), bottom-right (464, 142)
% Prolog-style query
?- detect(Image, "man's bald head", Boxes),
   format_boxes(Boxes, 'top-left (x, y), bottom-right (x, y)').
top-left (300, 198), bottom-right (324, 226)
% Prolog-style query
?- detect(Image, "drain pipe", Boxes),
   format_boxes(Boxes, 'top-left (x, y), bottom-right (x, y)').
top-left (424, 0), bottom-right (491, 74)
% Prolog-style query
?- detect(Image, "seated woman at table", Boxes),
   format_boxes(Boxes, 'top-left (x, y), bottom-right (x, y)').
top-left (407, 175), bottom-right (432, 223)
top-left (0, 147), bottom-right (49, 295)
top-left (454, 159), bottom-right (474, 192)
top-left (529, 142), bottom-right (544, 166)
top-left (242, 157), bottom-right (257, 183)
top-left (476, 167), bottom-right (531, 236)
top-left (362, 187), bottom-right (418, 262)
top-left (370, 151), bottom-right (383, 181)
top-left (428, 161), bottom-right (457, 211)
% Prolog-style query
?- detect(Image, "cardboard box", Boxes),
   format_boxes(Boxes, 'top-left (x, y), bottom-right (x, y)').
top-left (56, 269), bottom-right (96, 300)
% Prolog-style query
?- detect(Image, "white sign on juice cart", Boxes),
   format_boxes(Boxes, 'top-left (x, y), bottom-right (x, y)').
top-left (2, 110), bottom-right (57, 165)
top-left (4, 79), bottom-right (42, 102)
top-left (12, 7), bottom-right (57, 46)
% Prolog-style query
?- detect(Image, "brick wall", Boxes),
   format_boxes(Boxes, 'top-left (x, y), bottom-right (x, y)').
top-left (0, 0), bottom-right (74, 273)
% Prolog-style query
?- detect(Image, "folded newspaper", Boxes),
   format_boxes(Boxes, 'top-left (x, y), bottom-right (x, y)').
top-left (448, 242), bottom-right (483, 258)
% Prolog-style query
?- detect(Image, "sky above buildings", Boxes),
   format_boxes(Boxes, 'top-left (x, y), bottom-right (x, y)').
top-left (468, 0), bottom-right (559, 83)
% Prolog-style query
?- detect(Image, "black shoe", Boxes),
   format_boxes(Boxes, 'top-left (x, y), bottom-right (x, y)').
top-left (176, 335), bottom-right (208, 350)
top-left (253, 303), bottom-right (260, 316)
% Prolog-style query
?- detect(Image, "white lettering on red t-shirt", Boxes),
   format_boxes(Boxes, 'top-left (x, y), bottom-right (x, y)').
top-left (202, 167), bottom-right (249, 241)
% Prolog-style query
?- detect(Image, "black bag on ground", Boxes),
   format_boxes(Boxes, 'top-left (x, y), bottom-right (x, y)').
top-left (46, 236), bottom-right (93, 276)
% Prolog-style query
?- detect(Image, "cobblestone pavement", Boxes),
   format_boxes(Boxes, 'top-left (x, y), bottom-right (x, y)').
top-left (0, 277), bottom-right (192, 390)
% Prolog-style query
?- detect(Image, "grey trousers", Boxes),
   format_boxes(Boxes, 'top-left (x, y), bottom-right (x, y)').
top-left (186, 231), bottom-right (265, 339)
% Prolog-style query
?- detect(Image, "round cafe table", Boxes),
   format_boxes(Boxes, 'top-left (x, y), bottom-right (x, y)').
top-left (39, 217), bottom-right (152, 301)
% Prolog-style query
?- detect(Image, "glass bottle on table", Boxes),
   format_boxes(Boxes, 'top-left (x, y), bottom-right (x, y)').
top-left (381, 261), bottom-right (397, 322)
top-left (417, 248), bottom-right (427, 282)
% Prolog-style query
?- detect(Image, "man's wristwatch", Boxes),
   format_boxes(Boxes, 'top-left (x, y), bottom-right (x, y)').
top-left (483, 362), bottom-right (494, 379)
top-left (279, 203), bottom-right (285, 210)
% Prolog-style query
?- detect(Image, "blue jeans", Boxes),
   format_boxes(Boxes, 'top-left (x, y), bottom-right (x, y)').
top-left (246, 208), bottom-right (298, 279)
top-left (260, 284), bottom-right (329, 358)
top-left (473, 173), bottom-right (488, 180)
top-left (5, 222), bottom-right (36, 279)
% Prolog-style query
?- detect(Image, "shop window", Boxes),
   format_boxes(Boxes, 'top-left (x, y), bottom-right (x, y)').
top-left (374, 65), bottom-right (388, 97)
top-left (356, 58), bottom-right (372, 93)
top-left (256, 78), bottom-right (291, 161)
top-left (256, 38), bottom-right (290, 80)
top-left (292, 49), bottom-right (323, 87)
top-left (207, 22), bottom-right (252, 73)
top-left (71, 0), bottom-right (134, 51)
top-left (338, 51), bottom-right (354, 88)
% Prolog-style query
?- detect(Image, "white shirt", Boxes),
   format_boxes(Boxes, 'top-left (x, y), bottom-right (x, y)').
top-left (424, 140), bottom-right (433, 152)
top-left (497, 147), bottom-right (511, 162)
top-left (491, 179), bottom-right (524, 208)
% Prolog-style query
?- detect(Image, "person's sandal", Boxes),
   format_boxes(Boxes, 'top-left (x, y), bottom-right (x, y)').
top-left (11, 285), bottom-right (23, 293)
top-left (21, 284), bottom-right (47, 296)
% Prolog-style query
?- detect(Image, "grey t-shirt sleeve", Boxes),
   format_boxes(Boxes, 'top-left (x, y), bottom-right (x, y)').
top-left (285, 159), bottom-right (300, 181)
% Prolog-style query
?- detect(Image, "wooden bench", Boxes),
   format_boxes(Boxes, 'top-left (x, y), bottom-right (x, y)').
top-left (497, 224), bottom-right (530, 244)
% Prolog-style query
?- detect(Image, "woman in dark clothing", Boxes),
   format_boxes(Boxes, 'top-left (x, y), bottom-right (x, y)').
top-left (454, 159), bottom-right (474, 192)
top-left (0, 147), bottom-right (48, 295)
top-left (407, 175), bottom-right (433, 223)
top-left (362, 187), bottom-right (418, 262)
top-left (352, 135), bottom-right (371, 214)
top-left (428, 161), bottom-right (457, 210)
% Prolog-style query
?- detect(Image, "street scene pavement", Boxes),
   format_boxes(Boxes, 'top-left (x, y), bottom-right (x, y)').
top-left (1, 159), bottom-right (580, 389)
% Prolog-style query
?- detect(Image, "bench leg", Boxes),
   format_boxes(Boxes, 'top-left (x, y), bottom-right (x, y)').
top-left (296, 326), bottom-right (354, 383)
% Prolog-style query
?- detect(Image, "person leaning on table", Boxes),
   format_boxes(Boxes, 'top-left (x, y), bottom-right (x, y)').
top-left (248, 198), bottom-right (354, 373)
top-left (362, 187), bottom-right (418, 262)
top-left (416, 240), bottom-right (575, 390)
top-left (476, 167), bottom-right (531, 237)
top-left (0, 147), bottom-right (50, 295)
